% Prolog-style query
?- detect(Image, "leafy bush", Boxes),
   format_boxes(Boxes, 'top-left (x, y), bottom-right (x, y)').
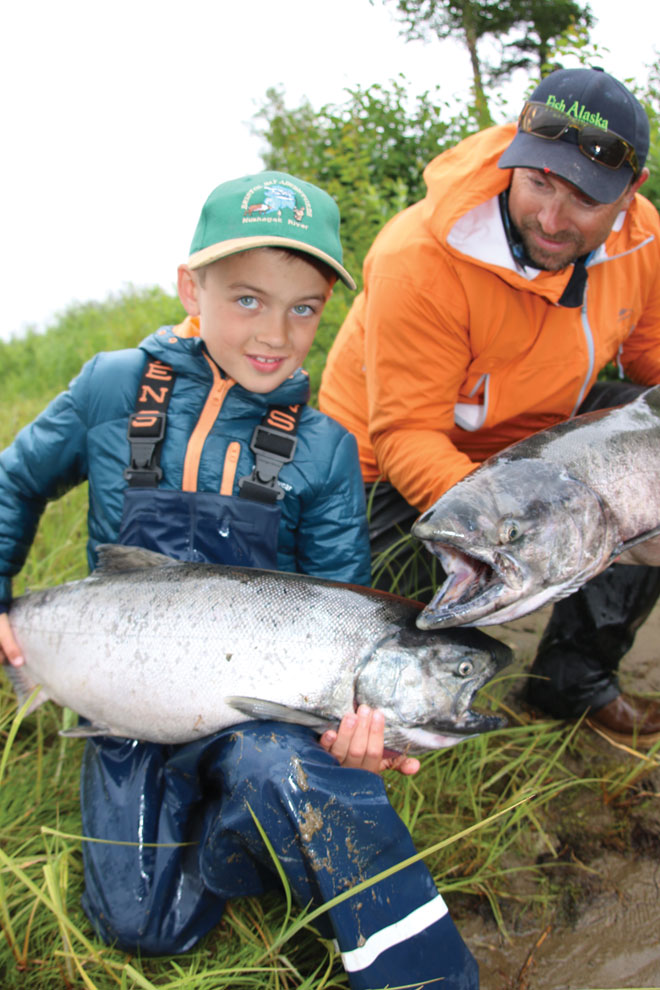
top-left (254, 79), bottom-right (479, 284)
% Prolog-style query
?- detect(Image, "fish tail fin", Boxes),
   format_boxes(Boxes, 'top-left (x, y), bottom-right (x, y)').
top-left (3, 664), bottom-right (49, 714)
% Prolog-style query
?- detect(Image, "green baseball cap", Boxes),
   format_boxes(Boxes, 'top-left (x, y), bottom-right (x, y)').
top-left (187, 171), bottom-right (356, 289)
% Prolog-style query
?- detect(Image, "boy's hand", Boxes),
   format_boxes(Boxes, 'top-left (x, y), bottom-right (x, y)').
top-left (319, 705), bottom-right (420, 776)
top-left (0, 612), bottom-right (23, 666)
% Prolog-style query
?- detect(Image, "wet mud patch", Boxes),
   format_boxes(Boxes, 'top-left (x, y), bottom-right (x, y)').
top-left (455, 600), bottom-right (660, 989)
top-left (459, 854), bottom-right (660, 989)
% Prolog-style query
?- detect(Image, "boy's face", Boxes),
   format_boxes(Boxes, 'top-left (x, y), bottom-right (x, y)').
top-left (178, 248), bottom-right (333, 393)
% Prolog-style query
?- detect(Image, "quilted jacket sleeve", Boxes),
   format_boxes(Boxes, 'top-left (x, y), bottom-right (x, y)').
top-left (0, 359), bottom-right (95, 608)
top-left (294, 426), bottom-right (372, 587)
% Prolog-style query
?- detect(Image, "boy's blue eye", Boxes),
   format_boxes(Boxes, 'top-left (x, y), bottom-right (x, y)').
top-left (238, 296), bottom-right (258, 309)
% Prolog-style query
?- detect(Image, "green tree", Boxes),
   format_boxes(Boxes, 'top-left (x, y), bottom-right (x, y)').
top-left (638, 59), bottom-right (660, 212)
top-left (253, 78), bottom-right (475, 281)
top-left (489, 0), bottom-right (594, 81)
top-left (379, 0), bottom-right (593, 125)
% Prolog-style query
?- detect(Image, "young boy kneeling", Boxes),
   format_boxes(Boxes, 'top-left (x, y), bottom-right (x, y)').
top-left (0, 172), bottom-right (478, 989)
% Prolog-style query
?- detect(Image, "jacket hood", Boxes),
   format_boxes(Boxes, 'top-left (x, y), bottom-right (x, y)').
top-left (137, 316), bottom-right (311, 411)
top-left (421, 124), bottom-right (656, 302)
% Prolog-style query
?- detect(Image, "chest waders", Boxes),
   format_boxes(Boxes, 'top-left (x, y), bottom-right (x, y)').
top-left (118, 355), bottom-right (301, 568)
top-left (80, 355), bottom-right (477, 989)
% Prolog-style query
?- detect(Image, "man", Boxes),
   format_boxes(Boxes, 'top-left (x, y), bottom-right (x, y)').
top-left (319, 67), bottom-right (660, 747)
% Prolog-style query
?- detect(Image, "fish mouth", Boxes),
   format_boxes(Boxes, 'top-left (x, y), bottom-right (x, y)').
top-left (415, 542), bottom-right (526, 629)
top-left (430, 709), bottom-right (506, 735)
top-left (387, 711), bottom-right (506, 754)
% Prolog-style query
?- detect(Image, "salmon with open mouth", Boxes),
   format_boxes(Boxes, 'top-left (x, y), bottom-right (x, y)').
top-left (413, 386), bottom-right (660, 630)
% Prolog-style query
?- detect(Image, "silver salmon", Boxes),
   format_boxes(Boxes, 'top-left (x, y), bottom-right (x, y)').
top-left (4, 545), bottom-right (510, 752)
top-left (413, 385), bottom-right (660, 630)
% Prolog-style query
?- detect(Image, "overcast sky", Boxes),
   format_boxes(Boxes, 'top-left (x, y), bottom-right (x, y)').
top-left (2, 0), bottom-right (658, 342)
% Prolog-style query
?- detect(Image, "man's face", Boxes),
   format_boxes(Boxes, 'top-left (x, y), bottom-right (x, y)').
top-left (507, 168), bottom-right (642, 270)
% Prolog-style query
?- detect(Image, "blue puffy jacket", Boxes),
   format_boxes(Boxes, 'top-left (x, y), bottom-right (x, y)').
top-left (0, 327), bottom-right (371, 607)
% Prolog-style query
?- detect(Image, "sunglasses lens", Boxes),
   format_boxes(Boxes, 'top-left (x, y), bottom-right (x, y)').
top-left (579, 128), bottom-right (626, 168)
top-left (521, 104), bottom-right (567, 139)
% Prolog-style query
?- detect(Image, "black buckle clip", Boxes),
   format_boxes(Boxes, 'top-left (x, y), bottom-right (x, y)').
top-left (123, 412), bottom-right (166, 485)
top-left (238, 425), bottom-right (298, 502)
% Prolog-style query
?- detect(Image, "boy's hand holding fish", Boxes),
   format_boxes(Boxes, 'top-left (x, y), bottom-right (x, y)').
top-left (320, 705), bottom-right (421, 775)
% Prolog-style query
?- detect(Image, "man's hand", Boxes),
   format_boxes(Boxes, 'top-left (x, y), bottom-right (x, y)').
top-left (319, 704), bottom-right (420, 776)
top-left (0, 612), bottom-right (23, 666)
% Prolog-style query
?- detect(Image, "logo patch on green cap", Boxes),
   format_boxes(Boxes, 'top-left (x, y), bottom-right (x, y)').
top-left (242, 179), bottom-right (309, 226)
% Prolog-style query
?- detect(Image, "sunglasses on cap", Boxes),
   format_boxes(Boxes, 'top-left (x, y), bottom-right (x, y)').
top-left (518, 101), bottom-right (641, 175)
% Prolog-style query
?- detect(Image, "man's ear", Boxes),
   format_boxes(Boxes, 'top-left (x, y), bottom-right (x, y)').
top-left (177, 265), bottom-right (201, 316)
top-left (625, 167), bottom-right (650, 205)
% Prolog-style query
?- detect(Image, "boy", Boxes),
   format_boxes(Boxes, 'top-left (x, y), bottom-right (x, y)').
top-left (0, 172), bottom-right (478, 989)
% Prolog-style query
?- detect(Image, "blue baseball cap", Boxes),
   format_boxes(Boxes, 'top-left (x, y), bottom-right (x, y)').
top-left (499, 68), bottom-right (650, 203)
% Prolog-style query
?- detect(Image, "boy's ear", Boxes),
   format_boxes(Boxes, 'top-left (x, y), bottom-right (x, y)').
top-left (177, 265), bottom-right (201, 316)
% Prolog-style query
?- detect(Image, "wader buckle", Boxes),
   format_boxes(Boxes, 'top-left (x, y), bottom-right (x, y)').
top-left (238, 425), bottom-right (298, 503)
top-left (124, 412), bottom-right (167, 486)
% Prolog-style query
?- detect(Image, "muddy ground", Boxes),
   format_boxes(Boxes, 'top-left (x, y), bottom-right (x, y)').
top-left (456, 601), bottom-right (660, 990)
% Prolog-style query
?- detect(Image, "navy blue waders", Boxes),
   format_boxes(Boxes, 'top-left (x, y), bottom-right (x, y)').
top-left (80, 360), bottom-right (478, 989)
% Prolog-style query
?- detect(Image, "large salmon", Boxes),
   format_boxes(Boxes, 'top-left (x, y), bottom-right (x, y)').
top-left (414, 385), bottom-right (660, 629)
top-left (4, 545), bottom-right (510, 751)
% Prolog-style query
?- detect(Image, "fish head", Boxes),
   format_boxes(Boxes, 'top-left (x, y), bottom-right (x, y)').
top-left (356, 624), bottom-right (512, 753)
top-left (413, 458), bottom-right (614, 629)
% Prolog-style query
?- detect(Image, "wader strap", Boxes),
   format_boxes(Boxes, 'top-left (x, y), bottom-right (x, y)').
top-left (124, 359), bottom-right (176, 487)
top-left (238, 404), bottom-right (303, 504)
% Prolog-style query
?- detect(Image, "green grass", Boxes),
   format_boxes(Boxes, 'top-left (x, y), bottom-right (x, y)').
top-left (3, 674), bottom-right (658, 989)
top-left (2, 290), bottom-right (659, 988)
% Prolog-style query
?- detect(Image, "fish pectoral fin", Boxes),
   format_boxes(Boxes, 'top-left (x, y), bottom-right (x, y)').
top-left (59, 723), bottom-right (113, 738)
top-left (224, 696), bottom-right (336, 733)
top-left (95, 544), bottom-right (183, 574)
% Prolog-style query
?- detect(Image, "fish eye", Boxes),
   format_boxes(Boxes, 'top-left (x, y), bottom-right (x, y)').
top-left (499, 519), bottom-right (521, 544)
top-left (458, 660), bottom-right (473, 677)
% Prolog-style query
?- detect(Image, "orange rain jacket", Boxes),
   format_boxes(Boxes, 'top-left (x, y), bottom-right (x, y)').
top-left (319, 124), bottom-right (660, 513)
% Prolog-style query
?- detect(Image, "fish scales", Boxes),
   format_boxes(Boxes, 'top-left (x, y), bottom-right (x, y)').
top-left (505, 394), bottom-right (660, 554)
top-left (5, 545), bottom-right (510, 750)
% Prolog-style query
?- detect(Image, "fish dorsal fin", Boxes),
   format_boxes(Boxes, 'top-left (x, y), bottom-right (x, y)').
top-left (225, 696), bottom-right (336, 733)
top-left (94, 544), bottom-right (181, 574)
